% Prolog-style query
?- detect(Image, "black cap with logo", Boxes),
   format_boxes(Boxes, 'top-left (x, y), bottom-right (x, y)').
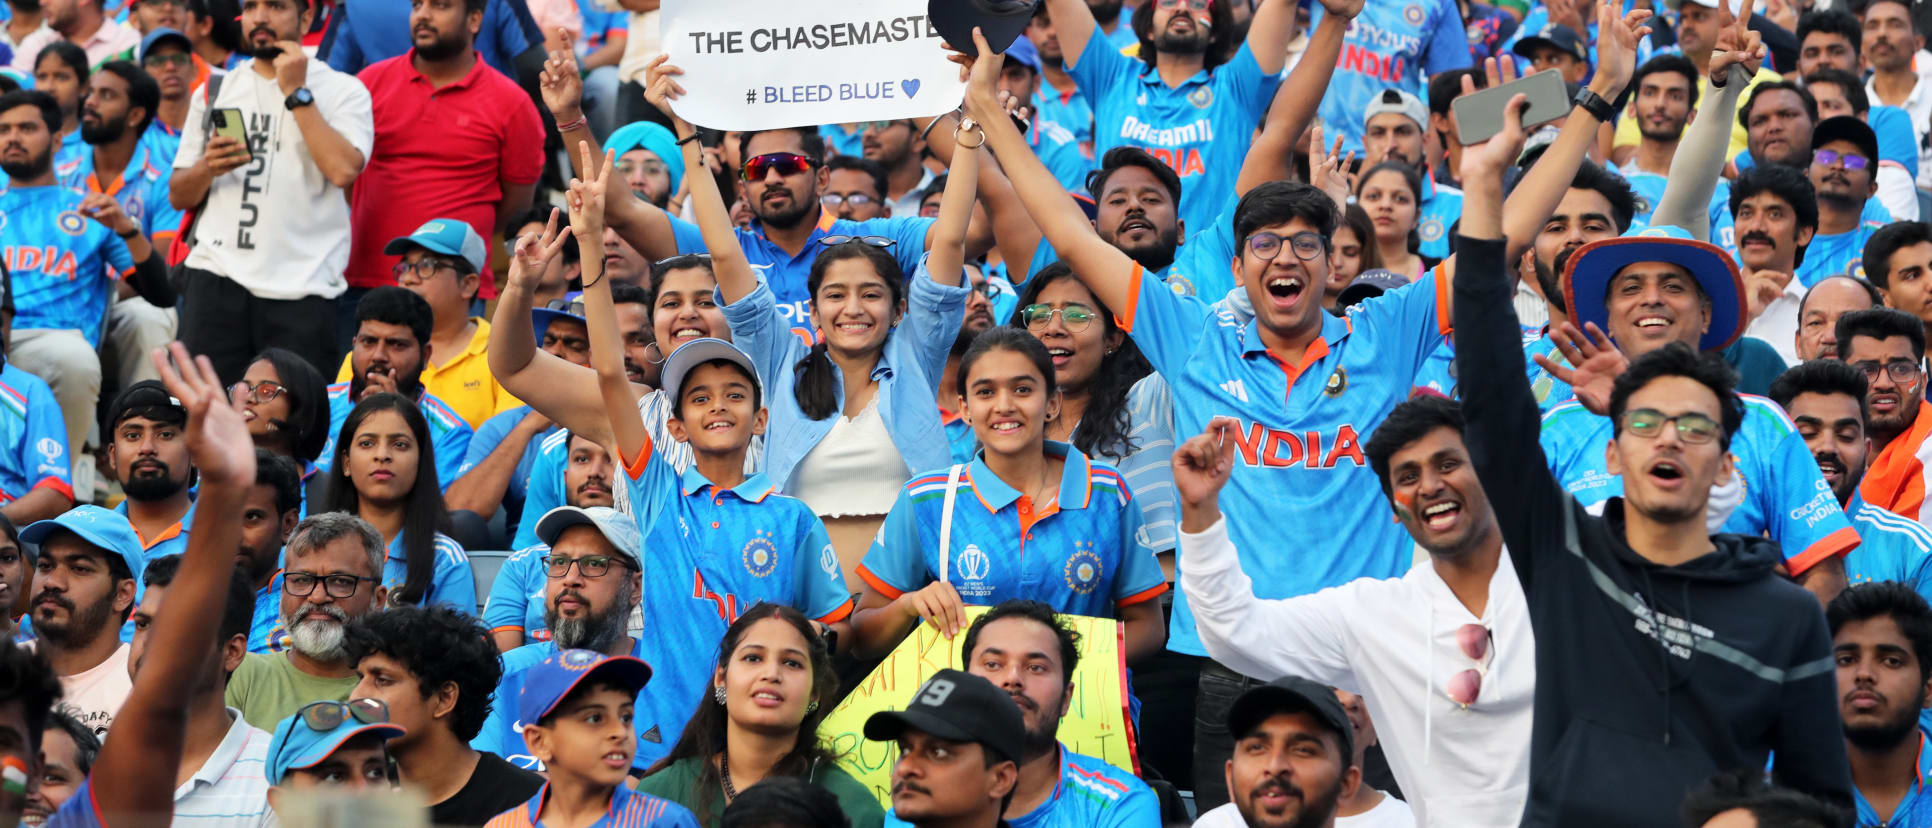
top-left (864, 668), bottom-right (1025, 764)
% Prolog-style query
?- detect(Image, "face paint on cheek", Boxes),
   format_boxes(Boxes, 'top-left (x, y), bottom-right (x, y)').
top-left (1393, 489), bottom-right (1415, 523)
top-left (1, 756), bottom-right (24, 795)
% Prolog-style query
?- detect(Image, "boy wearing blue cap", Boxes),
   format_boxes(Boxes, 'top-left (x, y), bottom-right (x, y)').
top-left (264, 698), bottom-right (406, 808)
top-left (21, 504), bottom-right (146, 737)
top-left (484, 649), bottom-right (697, 828)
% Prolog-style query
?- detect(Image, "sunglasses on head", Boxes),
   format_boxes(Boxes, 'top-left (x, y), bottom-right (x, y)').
top-left (818, 235), bottom-right (896, 248)
top-left (297, 698), bottom-right (389, 732)
top-left (741, 152), bottom-right (817, 182)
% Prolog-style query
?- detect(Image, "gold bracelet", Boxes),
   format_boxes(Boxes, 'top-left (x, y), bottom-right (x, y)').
top-left (956, 127), bottom-right (987, 149)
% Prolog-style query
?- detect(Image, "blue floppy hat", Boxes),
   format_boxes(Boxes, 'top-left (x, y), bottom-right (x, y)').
top-left (1561, 225), bottom-right (1746, 353)
top-left (530, 293), bottom-right (587, 344)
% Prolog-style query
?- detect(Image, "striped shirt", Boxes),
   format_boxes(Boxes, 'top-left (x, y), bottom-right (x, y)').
top-left (484, 782), bottom-right (699, 828)
top-left (171, 709), bottom-right (275, 828)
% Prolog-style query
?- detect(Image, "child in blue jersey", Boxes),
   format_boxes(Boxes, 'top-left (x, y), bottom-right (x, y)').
top-left (850, 329), bottom-right (1168, 662)
top-left (563, 137), bottom-right (855, 768)
top-left (319, 393), bottom-right (475, 612)
top-left (483, 650), bottom-right (700, 828)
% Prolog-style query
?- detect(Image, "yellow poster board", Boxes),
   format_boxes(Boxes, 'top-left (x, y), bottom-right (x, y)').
top-left (817, 607), bottom-right (1138, 806)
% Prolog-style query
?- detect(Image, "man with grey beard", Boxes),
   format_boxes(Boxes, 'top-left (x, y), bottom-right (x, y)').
top-left (226, 512), bottom-right (389, 731)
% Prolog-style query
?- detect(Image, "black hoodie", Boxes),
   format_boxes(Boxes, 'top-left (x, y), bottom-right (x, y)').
top-left (1450, 234), bottom-right (1854, 825)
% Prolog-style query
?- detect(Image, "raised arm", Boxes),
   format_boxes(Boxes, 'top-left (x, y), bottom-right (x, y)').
top-left (1244, 0), bottom-right (1298, 75)
top-left (541, 43), bottom-right (680, 260)
top-left (924, 119), bottom-right (981, 287)
top-left (921, 111), bottom-right (1044, 281)
top-left (645, 55), bottom-right (761, 304)
top-left (1233, 0), bottom-right (1359, 196)
top-left (961, 30), bottom-right (1137, 314)
top-left (1045, 0), bottom-right (1099, 70)
top-left (569, 143), bottom-right (652, 466)
top-left (485, 210), bottom-right (619, 450)
top-left (1650, 0), bottom-right (1761, 240)
top-left (275, 42), bottom-right (366, 188)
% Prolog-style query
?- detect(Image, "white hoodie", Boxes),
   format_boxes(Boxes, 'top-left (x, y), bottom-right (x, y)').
top-left (1181, 517), bottom-right (1534, 827)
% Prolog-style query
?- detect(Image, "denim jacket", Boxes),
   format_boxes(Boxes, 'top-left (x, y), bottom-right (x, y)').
top-left (722, 257), bottom-right (969, 491)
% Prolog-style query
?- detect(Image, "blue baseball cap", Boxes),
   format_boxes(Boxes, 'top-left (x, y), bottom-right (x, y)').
top-left (1005, 37), bottom-right (1044, 75)
top-left (1562, 225), bottom-right (1746, 353)
top-left (516, 649), bottom-right (654, 728)
top-left (530, 294), bottom-right (587, 344)
top-left (384, 218), bottom-right (488, 275)
top-left (21, 506), bottom-right (146, 584)
top-left (265, 707), bottom-right (405, 785)
top-left (140, 28), bottom-right (192, 61)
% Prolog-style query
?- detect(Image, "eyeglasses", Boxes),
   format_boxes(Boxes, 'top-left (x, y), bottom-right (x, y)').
top-left (741, 152), bottom-right (816, 182)
top-left (1445, 624), bottom-right (1492, 707)
top-left (820, 193), bottom-right (878, 209)
top-left (970, 280), bottom-right (1006, 299)
top-left (544, 553), bottom-right (633, 578)
top-left (1020, 303), bottom-right (1097, 332)
top-left (392, 257), bottom-right (462, 282)
top-left (1245, 231), bottom-right (1327, 262)
top-left (543, 297), bottom-right (587, 316)
top-left (1619, 408), bottom-right (1721, 444)
top-left (142, 53), bottom-right (193, 68)
top-left (819, 234), bottom-right (896, 248)
top-left (284, 571), bottom-right (378, 598)
top-left (1853, 359), bottom-right (1922, 383)
top-left (1813, 148), bottom-right (1871, 171)
top-left (297, 698), bottom-right (390, 732)
top-left (241, 379), bottom-right (286, 405)
top-left (859, 120), bottom-right (907, 133)
top-left (1155, 0), bottom-right (1213, 9)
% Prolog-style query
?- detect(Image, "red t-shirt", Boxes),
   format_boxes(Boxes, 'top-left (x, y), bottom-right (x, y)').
top-left (349, 51), bottom-right (544, 296)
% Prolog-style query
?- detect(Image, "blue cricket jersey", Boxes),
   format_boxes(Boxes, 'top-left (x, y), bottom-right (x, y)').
top-left (820, 124), bottom-right (865, 158)
top-left (474, 637), bottom-right (652, 770)
top-left (1796, 220), bottom-right (1883, 288)
top-left (0, 362), bottom-right (72, 506)
top-left (0, 183), bottom-right (135, 346)
top-left (1067, 24), bottom-right (1280, 241)
top-left (55, 140), bottom-right (183, 250)
top-left (314, 382), bottom-right (475, 490)
top-left (1538, 395), bottom-right (1860, 571)
top-left (483, 543), bottom-right (552, 644)
top-left (1615, 162), bottom-right (1667, 227)
top-left (1121, 261), bottom-right (1448, 655)
top-left (457, 404), bottom-right (560, 542)
top-left (382, 530), bottom-right (475, 613)
top-left (1852, 729), bottom-right (1932, 828)
top-left (668, 210), bottom-right (933, 332)
top-left (1418, 175), bottom-right (1463, 262)
top-left (1414, 327), bottom-right (1575, 413)
top-left (483, 780), bottom-right (699, 828)
top-left (1034, 114), bottom-right (1095, 194)
top-left (1846, 492), bottom-right (1932, 602)
top-left (1035, 75), bottom-right (1095, 151)
top-left (883, 745), bottom-right (1159, 828)
top-left (1313, 0), bottom-right (1472, 153)
top-left (858, 442), bottom-right (1168, 618)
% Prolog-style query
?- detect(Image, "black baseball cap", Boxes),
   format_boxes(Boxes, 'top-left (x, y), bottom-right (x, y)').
top-left (1812, 116), bottom-right (1881, 169)
top-left (108, 380), bottom-right (186, 429)
top-left (1337, 269), bottom-right (1411, 309)
top-left (930, 0), bottom-right (1039, 57)
top-left (1227, 677), bottom-right (1355, 762)
top-left (1511, 24), bottom-right (1588, 64)
top-left (864, 669), bottom-right (1024, 764)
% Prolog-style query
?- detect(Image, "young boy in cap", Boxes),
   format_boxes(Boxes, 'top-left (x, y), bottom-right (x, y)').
top-left (484, 649), bottom-right (698, 828)
top-left (264, 698), bottom-right (406, 810)
top-left (864, 669), bottom-right (1023, 828)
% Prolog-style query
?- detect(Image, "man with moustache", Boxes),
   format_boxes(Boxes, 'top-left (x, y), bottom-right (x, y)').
top-left (107, 382), bottom-right (194, 564)
top-left (1862, 0), bottom-right (1932, 193)
top-left (1771, 361), bottom-right (1932, 604)
top-left (347, 0), bottom-right (541, 310)
top-left (1191, 677), bottom-right (1359, 828)
top-left (1828, 582), bottom-right (1932, 825)
top-left (956, 600), bottom-right (1160, 828)
top-left (482, 432), bottom-right (617, 652)
top-left (1795, 276), bottom-right (1882, 363)
top-left (865, 670), bottom-right (1023, 828)
top-left (244, 449), bottom-right (303, 654)
top-left (1617, 55), bottom-right (1697, 222)
top-left (45, 0), bottom-right (140, 65)
top-left (859, 119), bottom-right (931, 220)
top-left (226, 512), bottom-right (390, 731)
top-left (316, 286), bottom-right (474, 489)
top-left (1798, 118), bottom-right (1884, 289)
top-left (1022, 9), bottom-right (1094, 151)
top-left (170, 0), bottom-right (373, 383)
top-left (21, 505), bottom-right (146, 738)
top-left (1728, 165), bottom-right (1817, 365)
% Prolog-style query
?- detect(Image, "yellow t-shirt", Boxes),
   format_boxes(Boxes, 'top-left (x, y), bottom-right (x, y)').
top-left (1613, 65), bottom-right (1787, 163)
top-left (336, 317), bottom-right (519, 428)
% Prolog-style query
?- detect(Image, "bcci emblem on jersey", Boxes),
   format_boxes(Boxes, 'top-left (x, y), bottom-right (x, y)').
top-left (55, 211), bottom-right (86, 237)
top-left (1187, 87), bottom-right (1214, 109)
top-left (742, 532), bottom-right (778, 578)
top-left (1419, 216), bottom-right (1444, 243)
top-left (1402, 3), bottom-right (1426, 25)
top-left (1064, 544), bottom-right (1104, 594)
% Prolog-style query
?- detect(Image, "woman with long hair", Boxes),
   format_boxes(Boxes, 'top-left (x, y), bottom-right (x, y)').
top-left (849, 329), bottom-right (1167, 663)
top-left (639, 603), bottom-right (882, 827)
top-left (1355, 160), bottom-right (1428, 280)
top-left (239, 348), bottom-right (331, 509)
top-left (1009, 263), bottom-right (1152, 464)
top-left (1325, 204), bottom-right (1384, 313)
top-left (322, 393), bottom-right (472, 610)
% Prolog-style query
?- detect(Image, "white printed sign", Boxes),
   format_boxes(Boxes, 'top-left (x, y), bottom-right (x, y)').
top-left (661, 0), bottom-right (967, 131)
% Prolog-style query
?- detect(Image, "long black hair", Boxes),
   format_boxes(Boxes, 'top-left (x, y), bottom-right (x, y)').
top-left (1006, 266), bottom-right (1150, 460)
top-left (322, 393), bottom-right (451, 606)
top-left (646, 603), bottom-right (840, 823)
top-left (1356, 160), bottom-right (1425, 256)
top-left (1131, 0), bottom-right (1236, 71)
top-left (252, 347), bottom-right (330, 465)
top-left (795, 242), bottom-right (906, 420)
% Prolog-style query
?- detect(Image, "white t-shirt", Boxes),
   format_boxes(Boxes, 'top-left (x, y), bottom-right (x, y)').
top-left (1193, 795), bottom-right (1412, 828)
top-left (175, 60), bottom-right (374, 300)
top-left (58, 643), bottom-right (133, 742)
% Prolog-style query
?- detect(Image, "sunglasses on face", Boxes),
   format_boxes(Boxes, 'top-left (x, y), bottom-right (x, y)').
top-left (741, 152), bottom-right (816, 182)
top-left (297, 698), bottom-right (390, 732)
top-left (821, 193), bottom-right (879, 209)
top-left (1245, 231), bottom-right (1327, 262)
top-left (818, 234), bottom-right (896, 248)
top-left (1154, 0), bottom-right (1213, 9)
top-left (1813, 148), bottom-right (1870, 171)
top-left (1021, 303), bottom-right (1097, 332)
top-left (970, 280), bottom-right (1006, 299)
top-left (1619, 408), bottom-right (1721, 444)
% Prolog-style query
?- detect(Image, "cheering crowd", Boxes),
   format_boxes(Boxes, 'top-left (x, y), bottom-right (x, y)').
top-left (13, 0), bottom-right (1932, 824)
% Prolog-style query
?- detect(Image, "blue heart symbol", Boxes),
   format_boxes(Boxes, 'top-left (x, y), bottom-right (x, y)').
top-left (901, 79), bottom-right (921, 98)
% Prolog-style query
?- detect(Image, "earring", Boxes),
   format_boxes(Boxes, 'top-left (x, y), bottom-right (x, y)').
top-left (714, 685), bottom-right (727, 705)
top-left (807, 699), bottom-right (819, 713)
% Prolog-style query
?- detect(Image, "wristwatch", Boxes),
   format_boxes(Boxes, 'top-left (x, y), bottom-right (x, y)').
top-left (1573, 87), bottom-right (1616, 124)
top-left (284, 87), bottom-right (314, 111)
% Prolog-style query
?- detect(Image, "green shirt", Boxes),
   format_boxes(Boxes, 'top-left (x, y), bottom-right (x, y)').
top-left (636, 755), bottom-right (884, 828)
top-left (225, 653), bottom-right (360, 732)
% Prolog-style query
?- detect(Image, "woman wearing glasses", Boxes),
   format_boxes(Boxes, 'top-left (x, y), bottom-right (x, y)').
top-left (322, 394), bottom-right (474, 611)
top-left (638, 604), bottom-right (883, 828)
top-left (641, 57), bottom-right (976, 586)
top-left (1008, 263), bottom-right (1153, 465)
top-left (240, 347), bottom-right (333, 509)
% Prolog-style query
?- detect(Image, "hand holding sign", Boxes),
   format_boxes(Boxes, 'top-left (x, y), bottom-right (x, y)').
top-left (643, 54), bottom-right (693, 134)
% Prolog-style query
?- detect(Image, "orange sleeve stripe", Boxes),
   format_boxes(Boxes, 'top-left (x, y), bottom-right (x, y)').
top-left (620, 435), bottom-right (655, 481)
top-left (1786, 525), bottom-right (1860, 577)
top-left (1119, 263), bottom-right (1145, 334)
top-left (1116, 582), bottom-right (1169, 607)
top-left (489, 624), bottom-right (525, 635)
top-left (1433, 264), bottom-right (1453, 336)
top-left (855, 566), bottom-right (906, 600)
top-left (816, 598), bottom-right (856, 625)
top-left (32, 477), bottom-right (74, 502)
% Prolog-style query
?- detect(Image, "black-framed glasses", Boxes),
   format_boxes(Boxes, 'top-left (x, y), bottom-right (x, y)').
top-left (970, 280), bottom-right (1006, 299)
top-left (741, 152), bottom-right (815, 182)
top-left (820, 193), bottom-right (878, 209)
top-left (544, 553), bottom-right (633, 578)
top-left (1021, 303), bottom-right (1097, 332)
top-left (242, 379), bottom-right (286, 405)
top-left (1245, 231), bottom-right (1326, 262)
top-left (1619, 408), bottom-right (1721, 444)
top-left (142, 52), bottom-right (193, 68)
top-left (1813, 148), bottom-right (1871, 171)
top-left (819, 234), bottom-right (896, 248)
top-left (284, 571), bottom-right (378, 598)
top-left (1853, 360), bottom-right (1921, 383)
top-left (392, 257), bottom-right (462, 282)
top-left (297, 698), bottom-right (389, 732)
